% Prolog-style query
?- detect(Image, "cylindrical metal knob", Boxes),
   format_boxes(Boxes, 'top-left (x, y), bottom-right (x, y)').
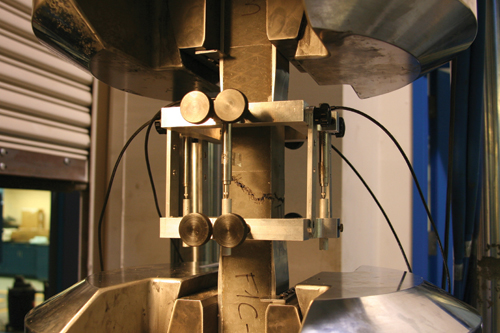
top-left (178, 213), bottom-right (213, 247)
top-left (213, 213), bottom-right (249, 248)
top-left (180, 91), bottom-right (213, 124)
top-left (214, 89), bottom-right (248, 123)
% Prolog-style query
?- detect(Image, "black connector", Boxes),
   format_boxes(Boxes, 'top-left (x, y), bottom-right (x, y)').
top-left (313, 103), bottom-right (332, 125)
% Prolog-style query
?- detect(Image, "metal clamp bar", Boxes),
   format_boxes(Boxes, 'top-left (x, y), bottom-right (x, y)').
top-left (161, 217), bottom-right (311, 241)
top-left (161, 217), bottom-right (341, 242)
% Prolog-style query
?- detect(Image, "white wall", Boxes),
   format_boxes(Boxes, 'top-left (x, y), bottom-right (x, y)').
top-left (341, 85), bottom-right (413, 272)
top-left (287, 66), bottom-right (343, 286)
top-left (103, 88), bottom-right (171, 270)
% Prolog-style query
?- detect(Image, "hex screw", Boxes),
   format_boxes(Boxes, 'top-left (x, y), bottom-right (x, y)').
top-left (0, 148), bottom-right (7, 156)
top-left (0, 163), bottom-right (6, 171)
top-left (64, 157), bottom-right (71, 165)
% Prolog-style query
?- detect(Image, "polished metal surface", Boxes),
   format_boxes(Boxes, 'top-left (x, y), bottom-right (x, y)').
top-left (161, 217), bottom-right (311, 241)
top-left (179, 213), bottom-right (213, 247)
top-left (222, 123), bottom-right (232, 199)
top-left (294, 0), bottom-right (478, 98)
top-left (180, 91), bottom-right (213, 124)
top-left (32, 0), bottom-right (477, 100)
top-left (298, 266), bottom-right (482, 332)
top-left (315, 218), bottom-right (341, 239)
top-left (214, 89), bottom-right (248, 123)
top-left (161, 100), bottom-right (307, 132)
top-left (25, 263), bottom-right (482, 332)
top-left (479, 1), bottom-right (500, 331)
top-left (25, 263), bottom-right (218, 333)
top-left (213, 213), bottom-right (249, 248)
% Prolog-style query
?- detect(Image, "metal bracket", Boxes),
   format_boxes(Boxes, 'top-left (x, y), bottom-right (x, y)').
top-left (314, 218), bottom-right (341, 239)
top-left (317, 111), bottom-right (340, 134)
top-left (160, 217), bottom-right (341, 242)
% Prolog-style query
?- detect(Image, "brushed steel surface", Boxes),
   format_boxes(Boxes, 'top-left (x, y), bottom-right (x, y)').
top-left (294, 0), bottom-right (478, 98)
top-left (213, 213), bottom-right (249, 248)
top-left (265, 304), bottom-right (302, 333)
top-left (24, 263), bottom-right (218, 333)
top-left (180, 91), bottom-right (213, 124)
top-left (32, 0), bottom-right (477, 100)
top-left (298, 266), bottom-right (482, 332)
top-left (161, 217), bottom-right (311, 241)
top-left (161, 100), bottom-right (307, 130)
top-left (214, 89), bottom-right (248, 123)
top-left (167, 288), bottom-right (218, 333)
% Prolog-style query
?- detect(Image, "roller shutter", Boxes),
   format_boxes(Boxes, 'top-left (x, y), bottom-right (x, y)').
top-left (0, 0), bottom-right (93, 185)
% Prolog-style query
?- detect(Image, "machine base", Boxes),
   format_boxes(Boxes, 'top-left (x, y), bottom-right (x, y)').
top-left (25, 264), bottom-right (481, 332)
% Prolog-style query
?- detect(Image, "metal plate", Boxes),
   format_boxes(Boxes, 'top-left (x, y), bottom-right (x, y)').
top-left (295, 0), bottom-right (477, 98)
top-left (297, 266), bottom-right (482, 332)
top-left (25, 263), bottom-right (218, 333)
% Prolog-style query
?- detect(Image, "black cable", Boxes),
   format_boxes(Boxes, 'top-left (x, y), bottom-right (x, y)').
top-left (98, 119), bottom-right (150, 272)
top-left (145, 110), bottom-right (163, 218)
top-left (331, 144), bottom-right (412, 273)
top-left (98, 102), bottom-right (180, 271)
top-left (144, 104), bottom-right (184, 263)
top-left (332, 105), bottom-right (451, 292)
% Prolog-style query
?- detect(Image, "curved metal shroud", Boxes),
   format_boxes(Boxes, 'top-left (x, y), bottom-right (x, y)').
top-left (298, 266), bottom-right (482, 332)
top-left (32, 0), bottom-right (477, 100)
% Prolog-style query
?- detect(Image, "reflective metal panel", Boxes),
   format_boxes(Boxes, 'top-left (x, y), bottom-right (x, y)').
top-left (298, 266), bottom-right (482, 332)
top-left (296, 0), bottom-right (477, 98)
top-left (24, 263), bottom-right (218, 333)
top-left (33, 0), bottom-right (477, 100)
